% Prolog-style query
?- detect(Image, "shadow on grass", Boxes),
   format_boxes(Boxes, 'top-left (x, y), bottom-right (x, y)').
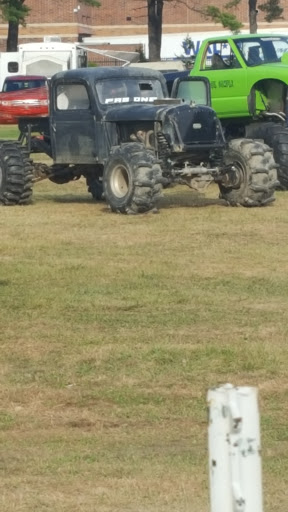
top-left (34, 186), bottom-right (227, 210)
top-left (34, 193), bottom-right (112, 213)
top-left (159, 189), bottom-right (227, 209)
top-left (35, 192), bottom-right (226, 210)
top-left (35, 193), bottom-right (97, 204)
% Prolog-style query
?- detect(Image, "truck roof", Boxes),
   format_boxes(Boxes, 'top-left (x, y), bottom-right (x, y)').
top-left (4, 74), bottom-right (47, 81)
top-left (52, 66), bottom-right (165, 83)
top-left (200, 33), bottom-right (288, 43)
top-left (129, 60), bottom-right (186, 72)
top-left (51, 66), bottom-right (168, 95)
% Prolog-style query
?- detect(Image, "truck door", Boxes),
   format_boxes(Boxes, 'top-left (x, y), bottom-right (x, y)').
top-left (50, 81), bottom-right (97, 164)
top-left (196, 40), bottom-right (248, 118)
top-left (169, 76), bottom-right (211, 106)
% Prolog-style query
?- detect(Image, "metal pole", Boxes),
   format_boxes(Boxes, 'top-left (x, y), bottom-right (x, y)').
top-left (207, 384), bottom-right (263, 512)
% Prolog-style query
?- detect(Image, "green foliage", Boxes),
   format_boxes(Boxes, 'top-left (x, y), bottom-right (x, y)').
top-left (181, 35), bottom-right (195, 54)
top-left (0, 0), bottom-right (30, 25)
top-left (224, 0), bottom-right (241, 8)
top-left (258, 0), bottom-right (283, 23)
top-left (79, 0), bottom-right (101, 6)
top-left (0, 0), bottom-right (101, 28)
top-left (135, 45), bottom-right (147, 63)
top-left (205, 5), bottom-right (243, 33)
top-left (177, 36), bottom-right (196, 69)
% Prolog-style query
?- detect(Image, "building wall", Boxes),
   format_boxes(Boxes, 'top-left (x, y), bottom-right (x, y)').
top-left (22, 0), bottom-right (287, 28)
top-left (0, 0), bottom-right (287, 51)
top-left (22, 0), bottom-right (288, 28)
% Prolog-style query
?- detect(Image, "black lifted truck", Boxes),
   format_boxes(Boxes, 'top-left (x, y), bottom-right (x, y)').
top-left (0, 66), bottom-right (278, 212)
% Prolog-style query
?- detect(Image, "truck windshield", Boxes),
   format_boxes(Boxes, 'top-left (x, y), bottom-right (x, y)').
top-left (96, 78), bottom-right (164, 105)
top-left (234, 36), bottom-right (288, 66)
top-left (3, 78), bottom-right (47, 92)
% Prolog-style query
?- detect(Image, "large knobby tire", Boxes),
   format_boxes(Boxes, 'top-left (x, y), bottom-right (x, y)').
top-left (248, 123), bottom-right (288, 190)
top-left (219, 138), bottom-right (278, 207)
top-left (0, 141), bottom-right (34, 205)
top-left (103, 144), bottom-right (163, 214)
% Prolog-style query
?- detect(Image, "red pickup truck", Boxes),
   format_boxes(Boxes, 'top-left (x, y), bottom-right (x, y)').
top-left (0, 75), bottom-right (49, 124)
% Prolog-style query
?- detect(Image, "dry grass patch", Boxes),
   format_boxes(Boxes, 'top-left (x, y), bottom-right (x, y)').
top-left (1, 176), bottom-right (288, 511)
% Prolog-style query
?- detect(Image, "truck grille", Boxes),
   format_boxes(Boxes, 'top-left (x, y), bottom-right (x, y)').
top-left (172, 106), bottom-right (218, 145)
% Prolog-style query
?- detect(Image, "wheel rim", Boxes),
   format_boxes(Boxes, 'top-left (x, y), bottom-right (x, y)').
top-left (231, 159), bottom-right (246, 189)
top-left (110, 164), bottom-right (129, 198)
top-left (223, 154), bottom-right (246, 189)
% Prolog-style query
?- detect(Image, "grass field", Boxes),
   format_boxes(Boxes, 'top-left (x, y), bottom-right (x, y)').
top-left (0, 124), bottom-right (19, 139)
top-left (1, 130), bottom-right (288, 511)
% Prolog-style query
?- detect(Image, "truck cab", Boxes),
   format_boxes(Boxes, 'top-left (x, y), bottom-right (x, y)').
top-left (47, 66), bottom-right (170, 164)
top-left (190, 34), bottom-right (288, 118)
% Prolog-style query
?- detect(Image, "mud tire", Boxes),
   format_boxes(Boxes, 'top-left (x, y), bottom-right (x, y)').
top-left (258, 124), bottom-right (288, 190)
top-left (0, 141), bottom-right (33, 205)
top-left (219, 138), bottom-right (278, 207)
top-left (246, 122), bottom-right (288, 190)
top-left (103, 143), bottom-right (163, 214)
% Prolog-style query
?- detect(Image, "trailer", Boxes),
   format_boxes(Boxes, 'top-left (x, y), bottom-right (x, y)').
top-left (0, 37), bottom-right (87, 90)
top-left (0, 37), bottom-right (141, 91)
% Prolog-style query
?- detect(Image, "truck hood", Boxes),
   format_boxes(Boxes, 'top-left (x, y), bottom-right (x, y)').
top-left (241, 62), bottom-right (288, 83)
top-left (250, 62), bottom-right (288, 71)
top-left (105, 101), bottom-right (224, 148)
top-left (104, 101), bottom-right (215, 123)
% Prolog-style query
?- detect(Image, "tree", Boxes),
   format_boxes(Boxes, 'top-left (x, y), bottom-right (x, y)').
top-left (205, 0), bottom-right (283, 35)
top-left (147, 0), bottom-right (242, 61)
top-left (205, 5), bottom-right (243, 33)
top-left (258, 0), bottom-right (283, 24)
top-left (0, 0), bottom-right (30, 51)
top-left (148, 0), bottom-right (164, 61)
top-left (0, 0), bottom-right (101, 52)
top-left (147, 0), bottom-right (284, 61)
top-left (248, 0), bottom-right (258, 33)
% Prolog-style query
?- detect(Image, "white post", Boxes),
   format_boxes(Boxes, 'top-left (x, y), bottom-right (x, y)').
top-left (207, 383), bottom-right (263, 512)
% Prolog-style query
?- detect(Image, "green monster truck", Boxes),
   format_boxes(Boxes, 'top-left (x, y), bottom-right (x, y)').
top-left (189, 34), bottom-right (288, 188)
